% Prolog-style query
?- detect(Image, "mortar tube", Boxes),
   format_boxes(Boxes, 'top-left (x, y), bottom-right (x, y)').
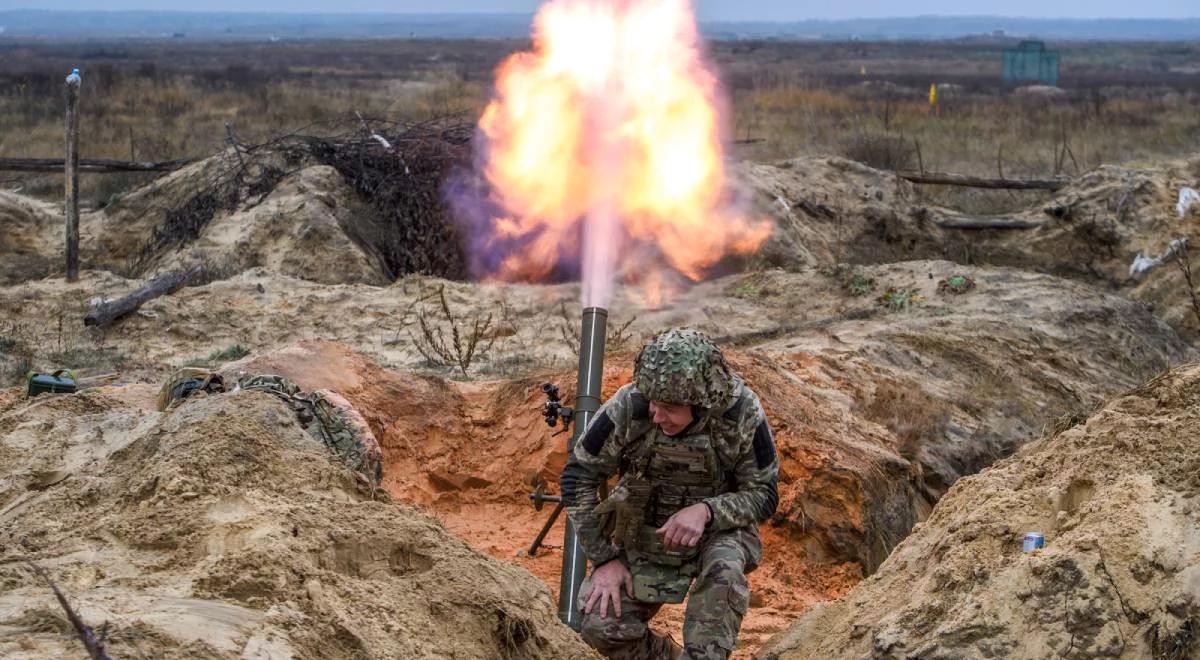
top-left (557, 306), bottom-right (608, 630)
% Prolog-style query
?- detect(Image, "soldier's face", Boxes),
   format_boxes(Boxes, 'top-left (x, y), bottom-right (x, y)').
top-left (649, 400), bottom-right (694, 436)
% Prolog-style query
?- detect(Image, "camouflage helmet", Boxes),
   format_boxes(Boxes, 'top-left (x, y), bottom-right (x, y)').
top-left (633, 328), bottom-right (733, 409)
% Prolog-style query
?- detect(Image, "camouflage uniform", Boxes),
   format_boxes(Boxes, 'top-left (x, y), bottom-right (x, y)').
top-left (238, 376), bottom-right (383, 486)
top-left (158, 371), bottom-right (383, 485)
top-left (561, 329), bottom-right (779, 660)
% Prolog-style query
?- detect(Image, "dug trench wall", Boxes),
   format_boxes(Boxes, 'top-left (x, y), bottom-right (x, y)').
top-left (759, 363), bottom-right (1200, 660)
top-left (204, 255), bottom-right (1191, 653)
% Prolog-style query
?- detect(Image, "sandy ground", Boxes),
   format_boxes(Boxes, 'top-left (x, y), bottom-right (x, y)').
top-left (0, 385), bottom-right (598, 659)
top-left (3, 257), bottom-right (1180, 657)
top-left (760, 363), bottom-right (1200, 659)
top-left (1, 149), bottom-right (1198, 657)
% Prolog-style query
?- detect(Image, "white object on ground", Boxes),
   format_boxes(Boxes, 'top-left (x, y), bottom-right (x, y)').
top-left (1130, 237), bottom-right (1189, 279)
top-left (370, 134), bottom-right (392, 150)
top-left (1178, 187), bottom-right (1200, 218)
top-left (775, 195), bottom-right (791, 212)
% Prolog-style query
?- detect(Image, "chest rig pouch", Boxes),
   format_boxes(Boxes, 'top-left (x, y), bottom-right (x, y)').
top-left (612, 429), bottom-right (726, 604)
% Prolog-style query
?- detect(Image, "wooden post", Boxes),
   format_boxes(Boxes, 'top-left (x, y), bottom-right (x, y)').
top-left (65, 69), bottom-right (81, 282)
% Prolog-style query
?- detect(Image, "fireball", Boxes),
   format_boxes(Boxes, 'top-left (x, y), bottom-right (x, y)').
top-left (471, 0), bottom-right (770, 306)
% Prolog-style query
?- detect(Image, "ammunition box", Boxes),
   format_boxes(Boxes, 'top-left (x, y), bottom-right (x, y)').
top-left (26, 370), bottom-right (77, 397)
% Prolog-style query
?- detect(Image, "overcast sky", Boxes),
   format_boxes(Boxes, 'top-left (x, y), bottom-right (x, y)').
top-left (0, 1), bottom-right (1195, 20)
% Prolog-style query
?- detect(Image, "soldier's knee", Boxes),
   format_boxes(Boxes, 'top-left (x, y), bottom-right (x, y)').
top-left (580, 612), bottom-right (648, 651)
top-left (697, 557), bottom-right (748, 591)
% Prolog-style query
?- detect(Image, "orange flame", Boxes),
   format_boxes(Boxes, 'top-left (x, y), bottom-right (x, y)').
top-left (475, 0), bottom-right (770, 306)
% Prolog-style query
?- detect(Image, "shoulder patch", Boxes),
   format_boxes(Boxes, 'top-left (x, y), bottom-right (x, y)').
top-left (723, 393), bottom-right (749, 421)
top-left (581, 411), bottom-right (615, 456)
top-left (630, 393), bottom-right (650, 421)
top-left (753, 420), bottom-right (776, 469)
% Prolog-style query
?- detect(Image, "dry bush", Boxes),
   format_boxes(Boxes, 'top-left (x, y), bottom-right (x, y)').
top-left (857, 378), bottom-right (951, 461)
top-left (304, 119), bottom-right (471, 280)
top-left (409, 285), bottom-right (496, 376)
top-left (556, 301), bottom-right (637, 353)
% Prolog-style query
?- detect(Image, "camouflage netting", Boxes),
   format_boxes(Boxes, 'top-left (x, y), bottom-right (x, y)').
top-left (634, 327), bottom-right (734, 408)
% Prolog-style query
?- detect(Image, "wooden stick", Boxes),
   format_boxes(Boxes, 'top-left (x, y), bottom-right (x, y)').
top-left (937, 216), bottom-right (1044, 230)
top-left (27, 562), bottom-right (111, 660)
top-left (898, 170), bottom-right (1067, 191)
top-left (224, 122), bottom-right (248, 180)
top-left (83, 266), bottom-right (206, 327)
top-left (65, 70), bottom-right (81, 282)
top-left (0, 156), bottom-right (193, 174)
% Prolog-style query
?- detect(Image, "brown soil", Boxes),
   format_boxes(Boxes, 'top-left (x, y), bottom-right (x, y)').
top-left (759, 363), bottom-right (1200, 659)
top-left (0, 384), bottom-right (597, 659)
top-left (2, 150), bottom-right (1199, 658)
top-left (0, 258), bottom-right (1191, 657)
top-left (749, 154), bottom-right (1200, 338)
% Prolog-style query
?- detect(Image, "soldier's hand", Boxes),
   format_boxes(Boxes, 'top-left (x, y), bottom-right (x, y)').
top-left (582, 559), bottom-right (633, 619)
top-left (656, 502), bottom-right (710, 549)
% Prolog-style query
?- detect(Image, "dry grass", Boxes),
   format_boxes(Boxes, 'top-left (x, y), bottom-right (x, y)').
top-left (857, 378), bottom-right (951, 461)
top-left (1, 38), bottom-right (1197, 215)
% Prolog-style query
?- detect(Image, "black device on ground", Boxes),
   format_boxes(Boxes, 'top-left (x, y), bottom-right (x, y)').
top-left (26, 370), bottom-right (77, 396)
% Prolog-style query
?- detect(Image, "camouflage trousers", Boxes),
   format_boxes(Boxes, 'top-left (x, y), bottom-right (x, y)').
top-left (578, 527), bottom-right (762, 660)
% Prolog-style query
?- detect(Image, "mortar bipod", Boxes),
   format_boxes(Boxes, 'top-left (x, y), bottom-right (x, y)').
top-left (527, 484), bottom-right (564, 557)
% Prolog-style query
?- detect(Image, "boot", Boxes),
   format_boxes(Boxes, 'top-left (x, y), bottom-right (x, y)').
top-left (648, 632), bottom-right (683, 660)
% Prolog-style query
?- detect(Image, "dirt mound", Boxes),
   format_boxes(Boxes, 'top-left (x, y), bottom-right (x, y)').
top-left (0, 192), bottom-right (59, 285)
top-left (202, 271), bottom-right (1190, 654)
top-left (759, 363), bottom-right (1200, 660)
top-left (0, 260), bottom-right (1192, 656)
top-left (95, 150), bottom-right (389, 285)
top-left (743, 154), bottom-right (1200, 337)
top-left (740, 157), bottom-right (922, 271)
top-left (0, 385), bottom-right (596, 659)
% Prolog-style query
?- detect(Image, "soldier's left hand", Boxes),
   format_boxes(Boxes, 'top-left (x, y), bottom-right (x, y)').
top-left (656, 502), bottom-right (710, 549)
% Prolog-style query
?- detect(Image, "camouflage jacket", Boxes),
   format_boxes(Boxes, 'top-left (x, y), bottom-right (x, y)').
top-left (560, 377), bottom-right (779, 566)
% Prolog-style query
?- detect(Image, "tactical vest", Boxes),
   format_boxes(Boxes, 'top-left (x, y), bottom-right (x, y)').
top-left (595, 386), bottom-right (749, 603)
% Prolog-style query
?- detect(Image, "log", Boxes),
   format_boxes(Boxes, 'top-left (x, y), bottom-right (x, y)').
top-left (898, 170), bottom-right (1068, 191)
top-left (84, 267), bottom-right (206, 327)
top-left (937, 216), bottom-right (1044, 230)
top-left (0, 157), bottom-right (193, 174)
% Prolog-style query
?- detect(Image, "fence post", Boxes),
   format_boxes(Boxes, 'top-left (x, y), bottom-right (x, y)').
top-left (65, 68), bottom-right (81, 282)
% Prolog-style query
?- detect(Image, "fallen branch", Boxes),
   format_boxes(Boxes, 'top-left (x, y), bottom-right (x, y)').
top-left (84, 266), bottom-right (207, 327)
top-left (898, 170), bottom-right (1068, 191)
top-left (936, 216), bottom-right (1044, 230)
top-left (0, 157), bottom-right (194, 174)
top-left (27, 562), bottom-right (111, 660)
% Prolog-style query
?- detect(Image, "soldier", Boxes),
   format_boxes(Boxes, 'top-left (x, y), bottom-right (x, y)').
top-left (560, 328), bottom-right (779, 660)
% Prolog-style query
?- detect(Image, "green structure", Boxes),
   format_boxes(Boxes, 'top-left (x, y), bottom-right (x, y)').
top-left (1003, 40), bottom-right (1060, 87)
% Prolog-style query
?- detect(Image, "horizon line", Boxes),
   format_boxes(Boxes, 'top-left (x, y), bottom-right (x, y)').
top-left (1, 9), bottom-right (1198, 21)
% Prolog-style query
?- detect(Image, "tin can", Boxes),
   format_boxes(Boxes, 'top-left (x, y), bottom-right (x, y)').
top-left (1023, 532), bottom-right (1045, 552)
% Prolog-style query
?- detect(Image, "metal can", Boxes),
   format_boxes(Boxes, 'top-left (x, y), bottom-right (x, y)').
top-left (1023, 532), bottom-right (1045, 552)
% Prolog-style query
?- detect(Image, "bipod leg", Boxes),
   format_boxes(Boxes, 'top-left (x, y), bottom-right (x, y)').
top-left (528, 501), bottom-right (565, 557)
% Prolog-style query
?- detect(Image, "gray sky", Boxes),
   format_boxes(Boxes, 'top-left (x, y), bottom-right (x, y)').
top-left (0, 1), bottom-right (1195, 19)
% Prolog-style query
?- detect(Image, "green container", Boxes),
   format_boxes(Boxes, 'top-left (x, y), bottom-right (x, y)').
top-left (26, 370), bottom-right (78, 396)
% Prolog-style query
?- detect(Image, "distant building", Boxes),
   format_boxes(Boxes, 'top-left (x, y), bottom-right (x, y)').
top-left (1003, 40), bottom-right (1060, 87)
